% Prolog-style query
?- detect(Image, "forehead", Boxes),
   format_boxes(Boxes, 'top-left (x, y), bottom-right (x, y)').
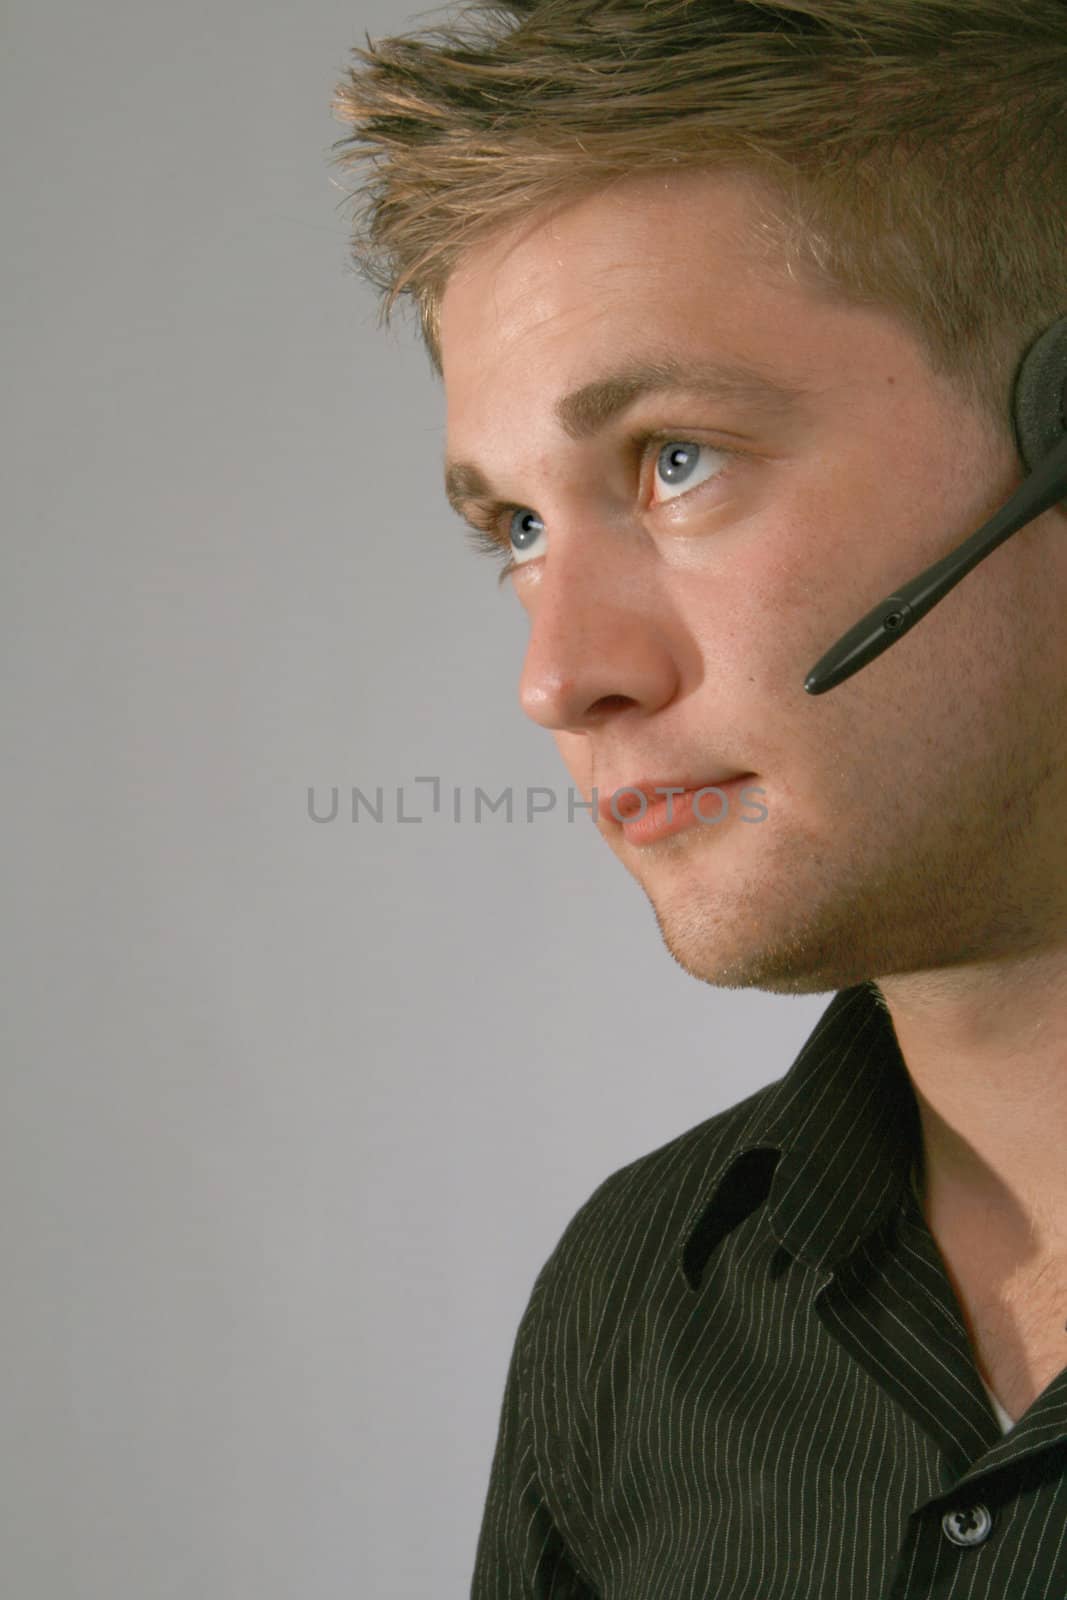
top-left (439, 168), bottom-right (796, 367)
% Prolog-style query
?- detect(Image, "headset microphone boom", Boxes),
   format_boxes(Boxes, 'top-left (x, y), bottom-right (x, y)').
top-left (804, 316), bottom-right (1067, 695)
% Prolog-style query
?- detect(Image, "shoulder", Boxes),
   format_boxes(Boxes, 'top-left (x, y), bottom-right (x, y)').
top-left (527, 1075), bottom-right (781, 1328)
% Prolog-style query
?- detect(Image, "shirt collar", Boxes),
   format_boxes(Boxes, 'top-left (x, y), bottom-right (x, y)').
top-left (678, 981), bottom-right (921, 1291)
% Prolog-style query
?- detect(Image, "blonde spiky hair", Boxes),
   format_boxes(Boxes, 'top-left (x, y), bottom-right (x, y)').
top-left (330, 0), bottom-right (1067, 437)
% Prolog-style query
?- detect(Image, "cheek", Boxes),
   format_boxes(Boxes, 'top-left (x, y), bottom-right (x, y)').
top-left (676, 546), bottom-right (816, 686)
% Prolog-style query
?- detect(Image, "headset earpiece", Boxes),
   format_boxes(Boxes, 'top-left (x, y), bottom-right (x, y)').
top-left (1011, 315), bottom-right (1067, 476)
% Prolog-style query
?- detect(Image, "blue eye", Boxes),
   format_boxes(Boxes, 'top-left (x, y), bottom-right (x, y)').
top-left (656, 441), bottom-right (703, 489)
top-left (506, 508), bottom-right (546, 564)
top-left (462, 434), bottom-right (740, 587)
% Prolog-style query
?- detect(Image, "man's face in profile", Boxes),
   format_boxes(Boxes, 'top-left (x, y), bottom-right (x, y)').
top-left (439, 169), bottom-right (1067, 995)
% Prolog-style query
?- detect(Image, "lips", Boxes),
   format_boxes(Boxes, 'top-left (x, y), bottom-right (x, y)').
top-left (598, 773), bottom-right (749, 825)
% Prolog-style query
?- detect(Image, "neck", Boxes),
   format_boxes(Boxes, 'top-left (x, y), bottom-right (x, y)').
top-left (875, 945), bottom-right (1067, 1256)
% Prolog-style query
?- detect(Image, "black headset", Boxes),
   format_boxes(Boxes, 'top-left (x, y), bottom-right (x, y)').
top-left (803, 315), bottom-right (1067, 694)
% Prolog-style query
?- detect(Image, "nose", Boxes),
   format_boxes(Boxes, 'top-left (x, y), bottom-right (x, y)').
top-left (517, 537), bottom-right (679, 732)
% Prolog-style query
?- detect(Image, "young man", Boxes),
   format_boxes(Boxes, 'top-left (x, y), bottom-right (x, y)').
top-left (331, 3), bottom-right (1067, 1592)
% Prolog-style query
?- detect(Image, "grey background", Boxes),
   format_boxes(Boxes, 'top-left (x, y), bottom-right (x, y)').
top-left (1, 2), bottom-right (831, 1594)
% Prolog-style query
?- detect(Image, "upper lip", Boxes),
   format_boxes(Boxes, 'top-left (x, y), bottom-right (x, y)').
top-left (598, 772), bottom-right (749, 825)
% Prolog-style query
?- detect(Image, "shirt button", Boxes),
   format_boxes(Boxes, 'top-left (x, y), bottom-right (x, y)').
top-left (942, 1505), bottom-right (993, 1546)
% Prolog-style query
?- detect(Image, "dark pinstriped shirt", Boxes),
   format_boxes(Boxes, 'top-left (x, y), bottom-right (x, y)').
top-left (471, 981), bottom-right (1067, 1598)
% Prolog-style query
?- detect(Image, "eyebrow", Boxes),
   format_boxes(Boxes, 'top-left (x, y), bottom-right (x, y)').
top-left (442, 354), bottom-right (810, 518)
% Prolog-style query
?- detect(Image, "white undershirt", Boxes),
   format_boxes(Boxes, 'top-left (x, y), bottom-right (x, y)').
top-left (980, 1376), bottom-right (1016, 1433)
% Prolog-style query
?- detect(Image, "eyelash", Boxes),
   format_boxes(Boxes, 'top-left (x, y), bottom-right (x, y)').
top-left (461, 431), bottom-right (745, 586)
